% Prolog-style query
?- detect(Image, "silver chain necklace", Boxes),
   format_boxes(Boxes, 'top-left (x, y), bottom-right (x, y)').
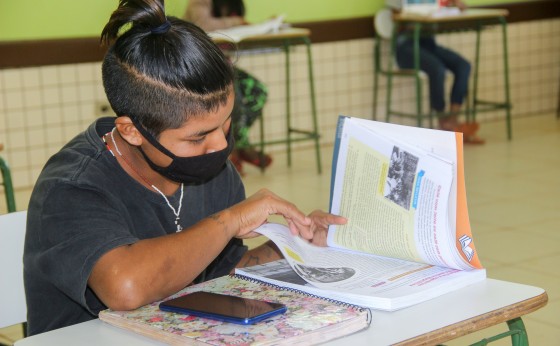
top-left (108, 128), bottom-right (184, 232)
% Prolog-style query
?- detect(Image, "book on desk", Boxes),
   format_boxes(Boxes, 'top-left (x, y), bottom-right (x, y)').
top-left (207, 15), bottom-right (286, 43)
top-left (236, 116), bottom-right (486, 311)
top-left (386, 0), bottom-right (462, 17)
top-left (99, 275), bottom-right (370, 346)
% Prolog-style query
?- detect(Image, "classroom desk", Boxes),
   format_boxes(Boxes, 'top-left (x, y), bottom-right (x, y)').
top-left (15, 279), bottom-right (547, 346)
top-left (391, 9), bottom-right (513, 139)
top-left (214, 28), bottom-right (322, 173)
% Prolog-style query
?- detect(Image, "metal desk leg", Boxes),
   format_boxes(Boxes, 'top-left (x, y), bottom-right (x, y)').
top-left (413, 23), bottom-right (424, 128)
top-left (468, 317), bottom-right (529, 346)
top-left (252, 38), bottom-right (321, 174)
top-left (473, 18), bottom-right (512, 140)
top-left (557, 76), bottom-right (560, 118)
top-left (283, 40), bottom-right (293, 168)
top-left (386, 25), bottom-right (397, 123)
top-left (373, 36), bottom-right (380, 120)
top-left (500, 16), bottom-right (513, 140)
top-left (557, 80), bottom-right (560, 118)
top-left (472, 22), bottom-right (482, 124)
top-left (0, 156), bottom-right (16, 213)
top-left (258, 84), bottom-right (266, 172)
top-left (507, 317), bottom-right (529, 346)
top-left (303, 37), bottom-right (322, 174)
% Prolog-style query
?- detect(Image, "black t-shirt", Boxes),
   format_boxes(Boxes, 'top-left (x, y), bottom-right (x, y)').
top-left (23, 117), bottom-right (247, 335)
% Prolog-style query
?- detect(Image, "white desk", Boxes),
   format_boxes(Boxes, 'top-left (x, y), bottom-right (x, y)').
top-left (15, 279), bottom-right (547, 346)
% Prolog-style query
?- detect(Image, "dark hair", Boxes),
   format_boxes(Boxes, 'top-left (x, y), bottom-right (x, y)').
top-left (212, 0), bottom-right (246, 18)
top-left (100, 0), bottom-right (234, 136)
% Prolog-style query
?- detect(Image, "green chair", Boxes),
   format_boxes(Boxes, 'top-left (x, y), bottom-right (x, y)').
top-left (373, 8), bottom-right (435, 128)
top-left (0, 155), bottom-right (16, 213)
top-left (373, 9), bottom-right (471, 129)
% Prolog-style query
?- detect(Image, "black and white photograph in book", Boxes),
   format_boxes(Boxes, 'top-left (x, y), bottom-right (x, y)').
top-left (384, 146), bottom-right (419, 210)
top-left (294, 264), bottom-right (356, 283)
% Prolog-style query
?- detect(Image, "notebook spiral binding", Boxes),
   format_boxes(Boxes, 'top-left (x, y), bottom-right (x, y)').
top-left (231, 273), bottom-right (372, 323)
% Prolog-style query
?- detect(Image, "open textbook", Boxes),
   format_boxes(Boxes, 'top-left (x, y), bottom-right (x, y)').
top-left (208, 15), bottom-right (286, 43)
top-left (236, 116), bottom-right (485, 311)
top-left (386, 0), bottom-right (462, 17)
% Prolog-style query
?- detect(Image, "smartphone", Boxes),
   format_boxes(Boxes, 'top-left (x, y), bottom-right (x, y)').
top-left (159, 291), bottom-right (287, 325)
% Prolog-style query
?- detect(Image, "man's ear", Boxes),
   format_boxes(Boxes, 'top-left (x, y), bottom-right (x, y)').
top-left (115, 116), bottom-right (143, 146)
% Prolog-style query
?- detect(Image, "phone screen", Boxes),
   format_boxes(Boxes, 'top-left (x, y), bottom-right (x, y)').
top-left (159, 291), bottom-right (287, 325)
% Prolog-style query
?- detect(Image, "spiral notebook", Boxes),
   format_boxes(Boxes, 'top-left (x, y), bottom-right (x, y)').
top-left (99, 275), bottom-right (371, 346)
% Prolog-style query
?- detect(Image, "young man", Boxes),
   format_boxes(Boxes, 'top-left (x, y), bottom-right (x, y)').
top-left (24, 0), bottom-right (345, 335)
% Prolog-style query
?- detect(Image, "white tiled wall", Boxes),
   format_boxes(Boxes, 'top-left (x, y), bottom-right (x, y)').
top-left (0, 63), bottom-right (108, 189)
top-left (1, 18), bottom-right (559, 193)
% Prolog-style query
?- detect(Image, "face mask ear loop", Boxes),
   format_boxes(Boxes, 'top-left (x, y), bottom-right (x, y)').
top-left (129, 115), bottom-right (176, 159)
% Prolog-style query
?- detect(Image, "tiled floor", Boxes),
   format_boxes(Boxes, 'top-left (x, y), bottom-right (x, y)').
top-left (1, 113), bottom-right (559, 345)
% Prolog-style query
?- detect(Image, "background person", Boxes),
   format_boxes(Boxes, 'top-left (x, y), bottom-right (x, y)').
top-left (392, 0), bottom-right (484, 144)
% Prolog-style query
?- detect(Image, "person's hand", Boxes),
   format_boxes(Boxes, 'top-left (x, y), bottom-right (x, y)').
top-left (228, 188), bottom-right (311, 239)
top-left (306, 210), bottom-right (348, 247)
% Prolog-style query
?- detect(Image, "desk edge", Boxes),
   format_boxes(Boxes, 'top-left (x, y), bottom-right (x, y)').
top-left (393, 291), bottom-right (548, 346)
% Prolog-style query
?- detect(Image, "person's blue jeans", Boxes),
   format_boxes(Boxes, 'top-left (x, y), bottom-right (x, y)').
top-left (395, 35), bottom-right (471, 113)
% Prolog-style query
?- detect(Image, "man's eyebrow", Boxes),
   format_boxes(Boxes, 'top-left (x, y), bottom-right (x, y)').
top-left (187, 115), bottom-right (232, 137)
top-left (189, 127), bottom-right (216, 137)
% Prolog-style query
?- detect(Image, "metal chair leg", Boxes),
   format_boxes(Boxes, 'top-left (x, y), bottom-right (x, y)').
top-left (0, 156), bottom-right (17, 213)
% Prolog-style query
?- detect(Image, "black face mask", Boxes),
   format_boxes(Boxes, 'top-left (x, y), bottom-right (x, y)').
top-left (130, 116), bottom-right (234, 184)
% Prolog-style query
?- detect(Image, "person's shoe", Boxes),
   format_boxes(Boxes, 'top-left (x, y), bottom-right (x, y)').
top-left (463, 134), bottom-right (485, 145)
top-left (453, 122), bottom-right (480, 136)
top-left (238, 148), bottom-right (273, 169)
top-left (229, 152), bottom-right (244, 175)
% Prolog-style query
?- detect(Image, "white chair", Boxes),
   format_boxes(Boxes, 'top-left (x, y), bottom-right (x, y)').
top-left (0, 211), bottom-right (27, 335)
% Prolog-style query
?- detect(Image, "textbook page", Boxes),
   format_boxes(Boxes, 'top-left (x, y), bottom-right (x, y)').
top-left (345, 117), bottom-right (482, 270)
top-left (346, 117), bottom-right (459, 232)
top-left (327, 118), bottom-right (476, 270)
top-left (238, 223), bottom-right (486, 310)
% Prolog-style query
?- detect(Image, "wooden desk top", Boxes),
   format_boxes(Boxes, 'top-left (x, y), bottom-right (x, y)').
top-left (396, 289), bottom-right (548, 345)
top-left (394, 8), bottom-right (509, 24)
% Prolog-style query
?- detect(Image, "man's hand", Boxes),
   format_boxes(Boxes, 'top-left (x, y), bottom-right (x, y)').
top-left (227, 188), bottom-right (311, 239)
top-left (306, 210), bottom-right (347, 246)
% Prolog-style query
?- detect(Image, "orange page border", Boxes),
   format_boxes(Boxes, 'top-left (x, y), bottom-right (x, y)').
top-left (455, 133), bottom-right (483, 269)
